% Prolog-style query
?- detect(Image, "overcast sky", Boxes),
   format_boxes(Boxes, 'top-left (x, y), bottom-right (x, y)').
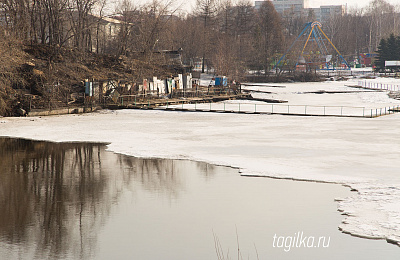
top-left (105, 0), bottom-right (400, 15)
top-left (308, 0), bottom-right (399, 8)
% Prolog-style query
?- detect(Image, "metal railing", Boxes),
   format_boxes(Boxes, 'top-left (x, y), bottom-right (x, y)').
top-left (358, 81), bottom-right (400, 91)
top-left (162, 101), bottom-right (400, 118)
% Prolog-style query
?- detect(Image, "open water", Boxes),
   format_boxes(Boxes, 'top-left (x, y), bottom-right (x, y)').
top-left (0, 137), bottom-right (398, 259)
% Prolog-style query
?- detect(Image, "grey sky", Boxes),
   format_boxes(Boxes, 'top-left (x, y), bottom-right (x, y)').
top-left (308, 0), bottom-right (399, 9)
top-left (105, 0), bottom-right (400, 15)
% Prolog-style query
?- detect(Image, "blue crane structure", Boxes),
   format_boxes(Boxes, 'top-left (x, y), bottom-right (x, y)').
top-left (275, 21), bottom-right (350, 71)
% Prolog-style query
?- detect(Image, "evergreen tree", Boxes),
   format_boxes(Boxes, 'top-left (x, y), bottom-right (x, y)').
top-left (387, 34), bottom-right (398, 59)
top-left (396, 36), bottom-right (400, 61)
top-left (376, 38), bottom-right (388, 71)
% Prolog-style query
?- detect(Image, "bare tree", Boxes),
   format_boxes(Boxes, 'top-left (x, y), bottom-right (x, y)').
top-left (252, 0), bottom-right (284, 74)
top-left (1, 0), bottom-right (32, 40)
top-left (114, 0), bottom-right (136, 55)
top-left (365, 0), bottom-right (395, 52)
top-left (195, 0), bottom-right (217, 72)
top-left (67, 0), bottom-right (99, 51)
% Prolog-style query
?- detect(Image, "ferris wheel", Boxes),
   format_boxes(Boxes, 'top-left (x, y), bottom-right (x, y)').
top-left (275, 21), bottom-right (350, 71)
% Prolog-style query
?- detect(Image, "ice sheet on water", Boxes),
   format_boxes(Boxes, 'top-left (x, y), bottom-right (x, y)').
top-left (1, 78), bottom-right (400, 245)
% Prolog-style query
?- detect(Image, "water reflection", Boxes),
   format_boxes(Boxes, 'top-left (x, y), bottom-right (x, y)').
top-left (0, 138), bottom-right (106, 259)
top-left (0, 138), bottom-right (214, 259)
top-left (1, 138), bottom-right (398, 260)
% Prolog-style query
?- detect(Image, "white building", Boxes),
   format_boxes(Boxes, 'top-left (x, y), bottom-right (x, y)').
top-left (254, 0), bottom-right (345, 23)
top-left (319, 5), bottom-right (346, 22)
top-left (255, 0), bottom-right (308, 15)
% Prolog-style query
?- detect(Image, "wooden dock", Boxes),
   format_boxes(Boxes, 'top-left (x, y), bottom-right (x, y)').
top-left (105, 94), bottom-right (251, 109)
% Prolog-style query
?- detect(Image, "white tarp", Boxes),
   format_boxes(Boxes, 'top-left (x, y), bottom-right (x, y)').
top-left (385, 60), bottom-right (400, 66)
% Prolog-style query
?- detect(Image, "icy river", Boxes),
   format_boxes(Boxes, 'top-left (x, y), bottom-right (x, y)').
top-left (1, 77), bottom-right (400, 258)
top-left (0, 138), bottom-right (398, 259)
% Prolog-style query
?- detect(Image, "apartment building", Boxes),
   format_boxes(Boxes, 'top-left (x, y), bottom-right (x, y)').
top-left (255, 0), bottom-right (308, 15)
top-left (255, 0), bottom-right (345, 23)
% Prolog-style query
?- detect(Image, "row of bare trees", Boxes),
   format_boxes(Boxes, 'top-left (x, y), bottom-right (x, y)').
top-left (1, 0), bottom-right (400, 77)
top-left (109, 0), bottom-right (400, 77)
top-left (115, 0), bottom-right (285, 78)
top-left (314, 0), bottom-right (400, 60)
top-left (1, 0), bottom-right (106, 51)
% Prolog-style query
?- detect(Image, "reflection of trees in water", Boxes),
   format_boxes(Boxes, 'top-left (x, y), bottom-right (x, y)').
top-left (0, 138), bottom-right (218, 259)
top-left (192, 161), bottom-right (218, 179)
top-left (0, 138), bottom-right (110, 259)
top-left (119, 156), bottom-right (217, 199)
top-left (120, 156), bottom-right (182, 199)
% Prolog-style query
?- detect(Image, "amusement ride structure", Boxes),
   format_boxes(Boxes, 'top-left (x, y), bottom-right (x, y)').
top-left (275, 21), bottom-right (350, 72)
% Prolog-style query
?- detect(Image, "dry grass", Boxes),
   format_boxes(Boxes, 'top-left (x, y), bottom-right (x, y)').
top-left (0, 28), bottom-right (29, 116)
top-left (0, 26), bottom-right (177, 116)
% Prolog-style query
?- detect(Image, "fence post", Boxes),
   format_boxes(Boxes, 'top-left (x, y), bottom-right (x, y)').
top-left (182, 101), bottom-right (184, 109)
top-left (210, 101), bottom-right (212, 110)
top-left (239, 103), bottom-right (241, 112)
top-left (363, 107), bottom-right (365, 117)
top-left (195, 102), bottom-right (197, 110)
top-left (224, 102), bottom-right (226, 112)
top-left (371, 109), bottom-right (373, 118)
